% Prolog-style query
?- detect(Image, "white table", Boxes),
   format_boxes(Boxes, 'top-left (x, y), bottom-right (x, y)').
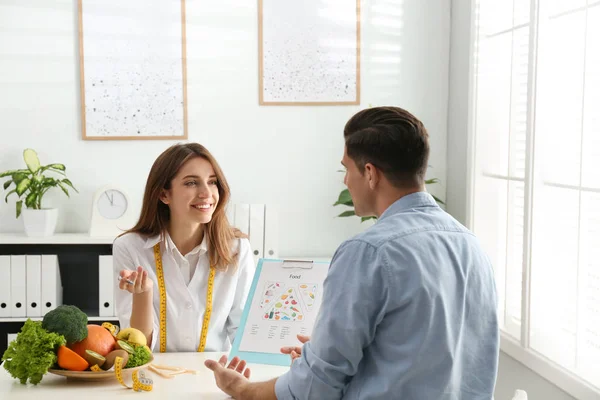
top-left (0, 352), bottom-right (290, 399)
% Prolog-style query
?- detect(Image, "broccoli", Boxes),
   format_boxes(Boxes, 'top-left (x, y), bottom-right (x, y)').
top-left (41, 305), bottom-right (88, 344)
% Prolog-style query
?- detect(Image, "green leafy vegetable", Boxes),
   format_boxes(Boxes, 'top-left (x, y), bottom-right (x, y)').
top-left (2, 319), bottom-right (66, 385)
top-left (42, 304), bottom-right (88, 344)
top-left (125, 345), bottom-right (152, 368)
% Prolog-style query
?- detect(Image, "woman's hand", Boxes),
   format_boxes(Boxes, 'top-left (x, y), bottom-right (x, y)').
top-left (118, 266), bottom-right (153, 294)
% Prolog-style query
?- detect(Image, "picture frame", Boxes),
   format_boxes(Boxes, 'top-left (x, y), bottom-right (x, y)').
top-left (258, 0), bottom-right (361, 106)
top-left (78, 0), bottom-right (188, 140)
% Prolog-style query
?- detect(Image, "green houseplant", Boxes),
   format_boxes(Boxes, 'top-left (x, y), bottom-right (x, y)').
top-left (0, 148), bottom-right (77, 236)
top-left (334, 177), bottom-right (445, 222)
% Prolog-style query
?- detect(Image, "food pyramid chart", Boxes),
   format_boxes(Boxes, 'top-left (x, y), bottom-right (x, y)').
top-left (259, 281), bottom-right (285, 309)
top-left (298, 283), bottom-right (317, 312)
top-left (263, 286), bottom-right (304, 321)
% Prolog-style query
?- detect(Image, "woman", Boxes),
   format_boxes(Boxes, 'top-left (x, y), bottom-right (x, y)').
top-left (113, 143), bottom-right (255, 353)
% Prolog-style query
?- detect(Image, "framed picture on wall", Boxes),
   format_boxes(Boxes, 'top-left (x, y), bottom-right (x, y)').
top-left (258, 0), bottom-right (361, 106)
top-left (78, 0), bottom-right (188, 140)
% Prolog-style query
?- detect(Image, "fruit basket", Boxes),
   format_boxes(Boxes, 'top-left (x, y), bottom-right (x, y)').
top-left (1, 305), bottom-right (154, 387)
top-left (47, 355), bottom-right (154, 381)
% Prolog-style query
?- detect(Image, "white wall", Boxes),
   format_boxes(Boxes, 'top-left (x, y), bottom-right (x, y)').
top-left (447, 1), bottom-right (577, 399)
top-left (0, 0), bottom-right (449, 257)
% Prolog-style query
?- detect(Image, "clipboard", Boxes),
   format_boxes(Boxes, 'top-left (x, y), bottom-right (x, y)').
top-left (229, 258), bottom-right (330, 366)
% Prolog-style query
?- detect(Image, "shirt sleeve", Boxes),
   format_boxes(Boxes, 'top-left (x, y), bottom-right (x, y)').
top-left (226, 238), bottom-right (256, 343)
top-left (112, 237), bottom-right (159, 351)
top-left (275, 240), bottom-right (390, 400)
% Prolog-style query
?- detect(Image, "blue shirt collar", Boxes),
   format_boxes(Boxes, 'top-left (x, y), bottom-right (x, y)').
top-left (378, 191), bottom-right (439, 221)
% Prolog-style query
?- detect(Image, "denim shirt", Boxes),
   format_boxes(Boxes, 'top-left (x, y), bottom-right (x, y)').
top-left (275, 192), bottom-right (499, 399)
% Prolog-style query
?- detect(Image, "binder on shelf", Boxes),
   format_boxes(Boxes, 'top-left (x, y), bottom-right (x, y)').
top-left (227, 203), bottom-right (279, 260)
top-left (41, 254), bottom-right (62, 315)
top-left (249, 204), bottom-right (265, 263)
top-left (234, 203), bottom-right (250, 237)
top-left (98, 255), bottom-right (115, 317)
top-left (263, 205), bottom-right (279, 259)
top-left (6, 333), bottom-right (17, 346)
top-left (10, 255), bottom-right (26, 317)
top-left (225, 204), bottom-right (235, 227)
top-left (26, 255), bottom-right (42, 317)
top-left (0, 256), bottom-right (11, 318)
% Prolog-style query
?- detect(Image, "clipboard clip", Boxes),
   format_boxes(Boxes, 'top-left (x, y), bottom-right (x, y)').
top-left (281, 259), bottom-right (314, 269)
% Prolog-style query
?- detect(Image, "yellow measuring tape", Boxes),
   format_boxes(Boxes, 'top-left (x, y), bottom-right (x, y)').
top-left (114, 356), bottom-right (153, 392)
top-left (102, 321), bottom-right (119, 337)
top-left (153, 243), bottom-right (215, 353)
top-left (88, 351), bottom-right (153, 392)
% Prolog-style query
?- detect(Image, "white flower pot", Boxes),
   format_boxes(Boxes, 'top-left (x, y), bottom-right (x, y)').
top-left (21, 208), bottom-right (58, 237)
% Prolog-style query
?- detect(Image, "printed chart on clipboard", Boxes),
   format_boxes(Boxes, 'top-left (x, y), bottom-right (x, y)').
top-left (229, 258), bottom-right (330, 366)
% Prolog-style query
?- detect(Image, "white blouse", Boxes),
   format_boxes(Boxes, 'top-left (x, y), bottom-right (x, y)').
top-left (112, 231), bottom-right (256, 352)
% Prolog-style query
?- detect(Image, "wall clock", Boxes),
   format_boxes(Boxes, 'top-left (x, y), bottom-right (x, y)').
top-left (89, 185), bottom-right (136, 238)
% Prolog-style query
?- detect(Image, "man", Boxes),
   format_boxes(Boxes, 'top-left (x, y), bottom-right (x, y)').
top-left (205, 106), bottom-right (500, 399)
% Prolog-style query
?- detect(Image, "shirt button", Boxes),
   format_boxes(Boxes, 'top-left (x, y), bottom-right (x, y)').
top-left (186, 302), bottom-right (192, 309)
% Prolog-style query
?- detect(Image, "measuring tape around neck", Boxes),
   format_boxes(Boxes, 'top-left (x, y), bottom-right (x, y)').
top-left (153, 243), bottom-right (216, 353)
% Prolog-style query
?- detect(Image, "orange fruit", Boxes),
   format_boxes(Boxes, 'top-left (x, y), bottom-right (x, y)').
top-left (57, 345), bottom-right (89, 371)
top-left (69, 324), bottom-right (116, 359)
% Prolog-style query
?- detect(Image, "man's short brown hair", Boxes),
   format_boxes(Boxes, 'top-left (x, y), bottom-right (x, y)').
top-left (344, 106), bottom-right (430, 188)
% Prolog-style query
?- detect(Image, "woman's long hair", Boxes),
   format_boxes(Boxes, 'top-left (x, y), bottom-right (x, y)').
top-left (120, 143), bottom-right (245, 271)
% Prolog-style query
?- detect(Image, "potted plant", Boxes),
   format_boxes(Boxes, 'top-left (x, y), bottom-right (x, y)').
top-left (0, 148), bottom-right (78, 236)
top-left (334, 177), bottom-right (445, 222)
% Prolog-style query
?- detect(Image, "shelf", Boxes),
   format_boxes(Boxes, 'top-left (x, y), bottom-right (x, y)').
top-left (0, 315), bottom-right (119, 323)
top-left (0, 233), bottom-right (115, 245)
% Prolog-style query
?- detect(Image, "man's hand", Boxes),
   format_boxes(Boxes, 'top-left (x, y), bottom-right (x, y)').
top-left (280, 334), bottom-right (310, 363)
top-left (204, 355), bottom-right (251, 399)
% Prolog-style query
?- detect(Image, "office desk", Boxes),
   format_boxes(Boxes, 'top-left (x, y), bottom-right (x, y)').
top-left (0, 352), bottom-right (290, 399)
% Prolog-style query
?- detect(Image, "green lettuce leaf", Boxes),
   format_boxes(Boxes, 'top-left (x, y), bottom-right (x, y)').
top-left (2, 319), bottom-right (66, 385)
top-left (125, 345), bottom-right (152, 368)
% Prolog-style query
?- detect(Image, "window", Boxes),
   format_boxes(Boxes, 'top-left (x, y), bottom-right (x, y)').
top-left (470, 0), bottom-right (600, 397)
